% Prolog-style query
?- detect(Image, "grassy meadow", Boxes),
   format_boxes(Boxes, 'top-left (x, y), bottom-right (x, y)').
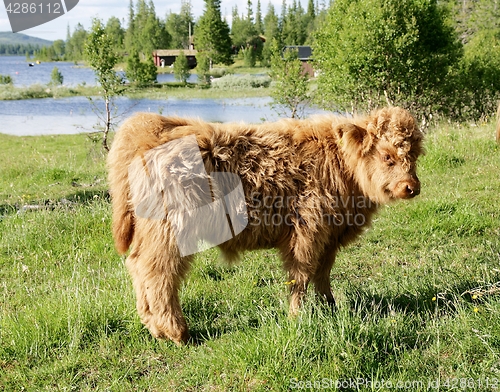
top-left (0, 120), bottom-right (499, 390)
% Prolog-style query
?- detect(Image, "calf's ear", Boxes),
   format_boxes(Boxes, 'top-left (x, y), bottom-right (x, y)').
top-left (339, 123), bottom-right (374, 156)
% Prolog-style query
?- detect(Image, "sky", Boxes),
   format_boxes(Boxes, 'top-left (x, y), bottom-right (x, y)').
top-left (0, 0), bottom-right (299, 42)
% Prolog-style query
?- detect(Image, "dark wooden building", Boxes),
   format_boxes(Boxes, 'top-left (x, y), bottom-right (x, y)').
top-left (283, 46), bottom-right (314, 76)
top-left (152, 49), bottom-right (198, 69)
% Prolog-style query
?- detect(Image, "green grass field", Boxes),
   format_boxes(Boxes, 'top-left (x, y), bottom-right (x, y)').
top-left (0, 121), bottom-right (499, 391)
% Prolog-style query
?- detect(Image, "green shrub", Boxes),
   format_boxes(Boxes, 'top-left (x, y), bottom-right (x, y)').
top-left (173, 51), bottom-right (191, 84)
top-left (126, 51), bottom-right (157, 87)
top-left (313, 0), bottom-right (461, 120)
top-left (209, 67), bottom-right (228, 78)
top-left (0, 74), bottom-right (13, 84)
top-left (269, 41), bottom-right (311, 119)
top-left (210, 74), bottom-right (271, 89)
top-left (242, 46), bottom-right (256, 68)
top-left (50, 67), bottom-right (64, 86)
top-left (449, 30), bottom-right (500, 121)
top-left (196, 52), bottom-right (211, 86)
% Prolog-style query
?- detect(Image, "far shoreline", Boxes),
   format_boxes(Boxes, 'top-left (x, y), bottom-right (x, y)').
top-left (0, 81), bottom-right (272, 101)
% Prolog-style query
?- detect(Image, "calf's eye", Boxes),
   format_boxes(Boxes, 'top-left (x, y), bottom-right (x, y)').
top-left (383, 154), bottom-right (394, 166)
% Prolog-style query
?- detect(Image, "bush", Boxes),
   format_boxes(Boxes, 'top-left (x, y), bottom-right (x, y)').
top-left (196, 52), bottom-right (211, 86)
top-left (50, 67), bottom-right (64, 86)
top-left (269, 41), bottom-right (311, 119)
top-left (210, 74), bottom-right (271, 89)
top-left (173, 51), bottom-right (191, 84)
top-left (451, 30), bottom-right (500, 121)
top-left (126, 51), bottom-right (157, 87)
top-left (0, 74), bottom-right (13, 84)
top-left (313, 0), bottom-right (461, 120)
top-left (242, 46), bottom-right (256, 68)
top-left (209, 68), bottom-right (228, 78)
top-left (0, 84), bottom-right (51, 99)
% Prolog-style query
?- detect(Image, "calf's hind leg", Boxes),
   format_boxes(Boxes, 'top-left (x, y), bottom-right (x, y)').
top-left (126, 248), bottom-right (153, 328)
top-left (126, 230), bottom-right (192, 345)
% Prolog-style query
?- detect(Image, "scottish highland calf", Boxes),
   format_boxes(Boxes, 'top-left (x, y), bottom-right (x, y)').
top-left (108, 107), bottom-right (424, 344)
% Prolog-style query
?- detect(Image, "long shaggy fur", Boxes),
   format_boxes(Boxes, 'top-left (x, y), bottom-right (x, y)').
top-left (108, 107), bottom-right (424, 344)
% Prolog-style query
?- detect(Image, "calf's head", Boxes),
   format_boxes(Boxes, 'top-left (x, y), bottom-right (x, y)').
top-left (339, 107), bottom-right (424, 204)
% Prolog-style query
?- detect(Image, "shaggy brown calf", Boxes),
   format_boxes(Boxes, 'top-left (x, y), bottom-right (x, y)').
top-left (108, 107), bottom-right (424, 344)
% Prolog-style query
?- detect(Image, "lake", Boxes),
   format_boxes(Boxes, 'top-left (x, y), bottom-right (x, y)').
top-left (0, 95), bottom-right (279, 136)
top-left (0, 56), bottom-right (323, 136)
top-left (0, 55), bottom-right (197, 86)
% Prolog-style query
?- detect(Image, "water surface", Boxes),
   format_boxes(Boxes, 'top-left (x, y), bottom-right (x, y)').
top-left (0, 55), bottom-right (197, 86)
top-left (0, 96), bottom-right (279, 136)
top-left (0, 56), bottom-right (327, 136)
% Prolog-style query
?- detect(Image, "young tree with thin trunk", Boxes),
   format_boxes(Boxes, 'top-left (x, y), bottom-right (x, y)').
top-left (85, 18), bottom-right (124, 151)
top-left (50, 66), bottom-right (63, 86)
top-left (269, 39), bottom-right (311, 118)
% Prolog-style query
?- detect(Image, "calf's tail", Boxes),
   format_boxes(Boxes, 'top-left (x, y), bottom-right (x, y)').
top-left (107, 113), bottom-right (193, 254)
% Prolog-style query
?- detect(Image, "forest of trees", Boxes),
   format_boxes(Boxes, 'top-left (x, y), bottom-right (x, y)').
top-left (5, 0), bottom-right (499, 121)
top-left (30, 0), bottom-right (328, 63)
top-left (314, 0), bottom-right (500, 120)
top-left (0, 43), bottom-right (42, 55)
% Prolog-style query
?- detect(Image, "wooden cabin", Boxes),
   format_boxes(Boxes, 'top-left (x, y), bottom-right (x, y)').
top-left (152, 49), bottom-right (198, 69)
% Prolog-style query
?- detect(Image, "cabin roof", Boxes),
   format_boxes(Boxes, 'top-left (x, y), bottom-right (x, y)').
top-left (283, 46), bottom-right (312, 61)
top-left (153, 49), bottom-right (198, 56)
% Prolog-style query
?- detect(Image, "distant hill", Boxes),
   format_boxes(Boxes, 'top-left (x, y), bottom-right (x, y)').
top-left (0, 31), bottom-right (52, 46)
